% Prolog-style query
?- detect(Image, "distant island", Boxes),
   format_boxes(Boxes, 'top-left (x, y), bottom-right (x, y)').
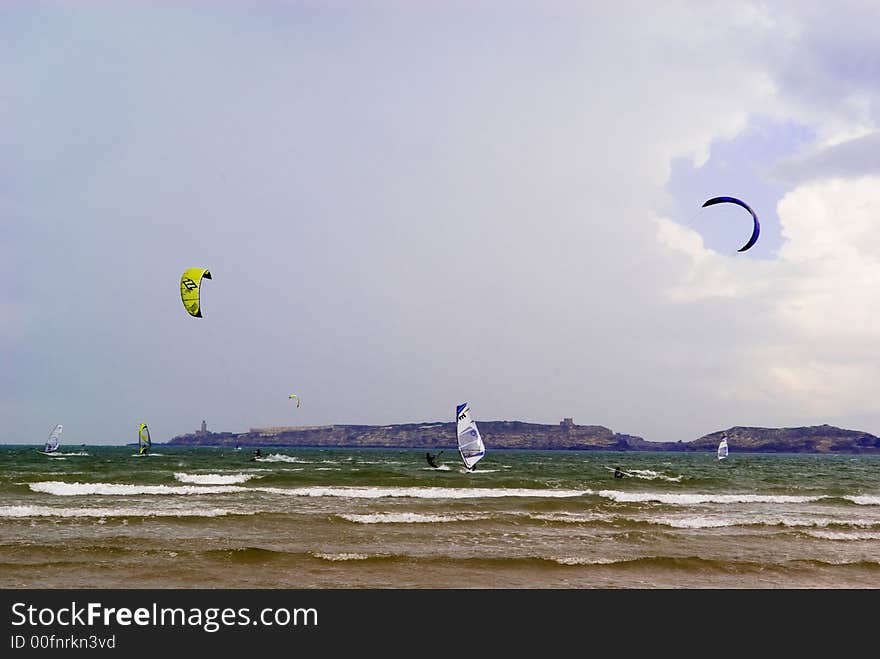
top-left (167, 418), bottom-right (880, 454)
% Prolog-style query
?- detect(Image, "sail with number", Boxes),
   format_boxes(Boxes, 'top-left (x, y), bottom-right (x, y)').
top-left (138, 423), bottom-right (152, 456)
top-left (717, 436), bottom-right (728, 461)
top-left (41, 424), bottom-right (62, 454)
top-left (456, 402), bottom-right (485, 471)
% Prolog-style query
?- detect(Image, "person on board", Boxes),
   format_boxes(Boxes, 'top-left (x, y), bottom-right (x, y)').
top-left (253, 448), bottom-right (262, 459)
top-left (613, 466), bottom-right (624, 479)
top-left (426, 451), bottom-right (443, 468)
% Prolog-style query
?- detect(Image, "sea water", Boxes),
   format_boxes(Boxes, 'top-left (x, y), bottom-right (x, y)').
top-left (1, 446), bottom-right (878, 588)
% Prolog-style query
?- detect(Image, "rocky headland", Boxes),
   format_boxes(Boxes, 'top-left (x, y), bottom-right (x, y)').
top-left (166, 419), bottom-right (880, 454)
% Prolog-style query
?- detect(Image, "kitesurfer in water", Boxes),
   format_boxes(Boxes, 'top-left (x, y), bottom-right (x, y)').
top-left (614, 466), bottom-right (624, 479)
top-left (253, 448), bottom-right (262, 460)
top-left (426, 451), bottom-right (443, 468)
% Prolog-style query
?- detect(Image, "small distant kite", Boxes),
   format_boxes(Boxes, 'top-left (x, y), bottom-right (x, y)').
top-left (289, 394), bottom-right (301, 408)
top-left (180, 268), bottom-right (212, 318)
top-left (701, 197), bottom-right (760, 252)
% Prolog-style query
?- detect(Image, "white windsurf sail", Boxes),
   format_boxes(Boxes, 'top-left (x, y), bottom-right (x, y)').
top-left (717, 437), bottom-right (728, 461)
top-left (138, 423), bottom-right (151, 455)
top-left (41, 424), bottom-right (62, 454)
top-left (456, 402), bottom-right (485, 470)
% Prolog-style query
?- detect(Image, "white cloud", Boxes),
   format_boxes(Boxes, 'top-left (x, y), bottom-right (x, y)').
top-left (661, 174), bottom-right (880, 424)
top-left (774, 176), bottom-right (880, 338)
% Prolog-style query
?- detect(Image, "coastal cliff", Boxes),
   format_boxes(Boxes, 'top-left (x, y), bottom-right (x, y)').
top-left (688, 424), bottom-right (880, 454)
top-left (166, 419), bottom-right (880, 454)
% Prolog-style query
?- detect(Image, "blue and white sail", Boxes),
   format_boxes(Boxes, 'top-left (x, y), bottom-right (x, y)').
top-left (456, 402), bottom-right (485, 470)
top-left (717, 436), bottom-right (729, 461)
top-left (40, 424), bottom-right (62, 454)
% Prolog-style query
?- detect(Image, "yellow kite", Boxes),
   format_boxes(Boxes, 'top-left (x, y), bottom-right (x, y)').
top-left (180, 268), bottom-right (212, 318)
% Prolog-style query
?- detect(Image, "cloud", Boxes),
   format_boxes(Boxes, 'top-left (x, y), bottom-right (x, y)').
top-left (769, 131), bottom-right (880, 183)
top-left (655, 216), bottom-right (779, 302)
top-left (773, 176), bottom-right (880, 339)
top-left (661, 174), bottom-right (880, 426)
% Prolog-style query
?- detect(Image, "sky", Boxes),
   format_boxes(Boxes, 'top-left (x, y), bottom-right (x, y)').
top-left (3, 1), bottom-right (879, 445)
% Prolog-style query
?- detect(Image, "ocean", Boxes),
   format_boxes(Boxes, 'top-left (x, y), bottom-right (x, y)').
top-left (1, 445), bottom-right (878, 589)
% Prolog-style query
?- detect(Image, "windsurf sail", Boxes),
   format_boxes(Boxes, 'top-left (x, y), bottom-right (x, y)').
top-left (43, 424), bottom-right (62, 453)
top-left (717, 436), bottom-right (728, 461)
top-left (456, 402), bottom-right (485, 470)
top-left (138, 423), bottom-right (152, 455)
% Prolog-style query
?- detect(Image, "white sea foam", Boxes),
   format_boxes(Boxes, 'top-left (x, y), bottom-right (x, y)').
top-left (28, 481), bottom-right (590, 500)
top-left (174, 472), bottom-right (259, 485)
top-left (29, 481), bottom-right (247, 496)
top-left (649, 516), bottom-right (736, 529)
top-left (312, 552), bottom-right (372, 561)
top-left (597, 491), bottom-right (823, 505)
top-left (0, 505), bottom-right (250, 518)
top-left (803, 530), bottom-right (880, 541)
top-left (255, 454), bottom-right (311, 463)
top-left (338, 512), bottom-right (488, 524)
top-left (625, 469), bottom-right (683, 483)
top-left (647, 514), bottom-right (879, 530)
top-left (844, 495), bottom-right (880, 506)
top-left (530, 511), bottom-right (872, 530)
top-left (527, 512), bottom-right (613, 524)
top-left (551, 556), bottom-right (620, 566)
top-left (258, 486), bottom-right (589, 499)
